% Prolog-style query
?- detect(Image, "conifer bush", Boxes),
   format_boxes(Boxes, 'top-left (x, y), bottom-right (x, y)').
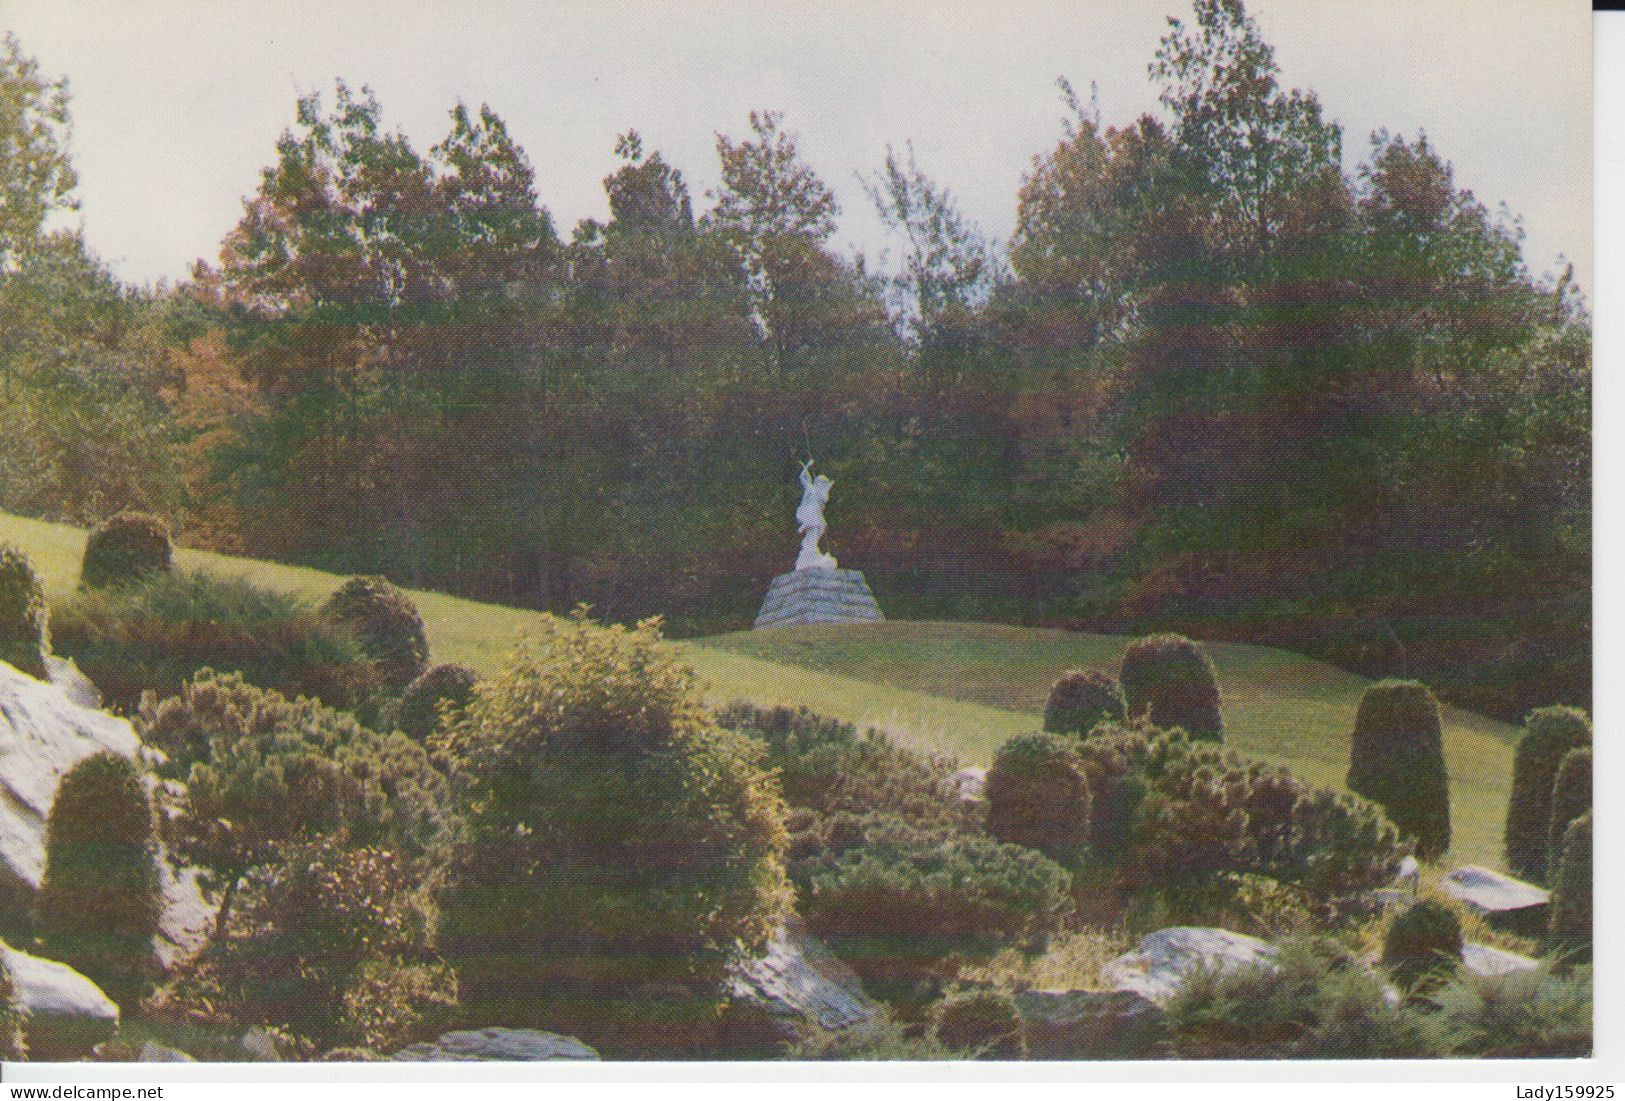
top-left (80, 511), bottom-right (174, 590)
top-left (185, 839), bottom-right (454, 1054)
top-left (1119, 634), bottom-right (1223, 741)
top-left (932, 990), bottom-right (1025, 1058)
top-left (0, 544), bottom-right (49, 679)
top-left (985, 733), bottom-right (1092, 863)
top-left (139, 670), bottom-right (453, 926)
top-left (1346, 680), bottom-right (1450, 861)
top-left (1505, 706), bottom-right (1591, 884)
top-left (394, 662), bottom-right (479, 742)
top-left (322, 576), bottom-right (429, 689)
top-left (1546, 746), bottom-right (1591, 875)
top-left (1381, 898), bottom-right (1464, 991)
top-left (434, 612), bottom-right (791, 1055)
top-left (1548, 811), bottom-right (1591, 962)
top-left (1042, 670), bottom-right (1126, 738)
top-left (799, 818), bottom-right (1073, 1011)
top-left (36, 752), bottom-right (160, 1002)
top-left (717, 702), bottom-right (975, 832)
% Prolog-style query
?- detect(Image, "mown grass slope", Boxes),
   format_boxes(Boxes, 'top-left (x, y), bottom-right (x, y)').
top-left (2, 510), bottom-right (1518, 867)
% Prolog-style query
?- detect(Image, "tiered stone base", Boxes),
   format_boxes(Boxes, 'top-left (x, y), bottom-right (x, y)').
top-left (753, 568), bottom-right (884, 629)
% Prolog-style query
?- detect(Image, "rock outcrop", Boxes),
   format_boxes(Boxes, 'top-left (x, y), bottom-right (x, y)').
top-left (1014, 989), bottom-right (1167, 1060)
top-left (1102, 927), bottom-right (1278, 1005)
top-left (391, 1028), bottom-right (600, 1061)
top-left (1462, 942), bottom-right (1542, 978)
top-left (725, 916), bottom-right (880, 1049)
top-left (2, 940), bottom-right (120, 1060)
top-left (0, 662), bottom-right (143, 918)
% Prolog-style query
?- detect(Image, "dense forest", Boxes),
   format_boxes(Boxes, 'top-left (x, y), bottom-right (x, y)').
top-left (0, 0), bottom-right (1589, 720)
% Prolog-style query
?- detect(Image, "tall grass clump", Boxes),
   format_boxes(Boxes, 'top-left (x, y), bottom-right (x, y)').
top-left (52, 570), bottom-right (374, 711)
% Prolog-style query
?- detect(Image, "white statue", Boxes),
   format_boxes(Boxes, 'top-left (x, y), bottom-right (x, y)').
top-left (795, 459), bottom-right (838, 571)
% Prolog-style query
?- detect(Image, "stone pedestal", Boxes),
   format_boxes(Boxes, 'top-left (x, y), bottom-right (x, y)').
top-left (754, 568), bottom-right (884, 630)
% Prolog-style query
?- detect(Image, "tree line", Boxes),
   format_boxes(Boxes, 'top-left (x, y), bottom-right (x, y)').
top-left (0, 0), bottom-right (1589, 718)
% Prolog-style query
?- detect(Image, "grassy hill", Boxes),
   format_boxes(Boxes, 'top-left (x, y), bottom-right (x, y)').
top-left (2, 510), bottom-right (1518, 868)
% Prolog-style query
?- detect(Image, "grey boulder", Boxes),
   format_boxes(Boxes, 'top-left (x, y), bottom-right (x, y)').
top-left (391, 1028), bottom-right (599, 1061)
top-left (727, 916), bottom-right (880, 1041)
top-left (1014, 989), bottom-right (1166, 1060)
top-left (2, 940), bottom-right (120, 1060)
top-left (0, 662), bottom-right (143, 913)
top-left (1102, 927), bottom-right (1277, 1005)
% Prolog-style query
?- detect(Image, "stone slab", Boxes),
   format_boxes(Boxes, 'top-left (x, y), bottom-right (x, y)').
top-left (754, 568), bottom-right (883, 630)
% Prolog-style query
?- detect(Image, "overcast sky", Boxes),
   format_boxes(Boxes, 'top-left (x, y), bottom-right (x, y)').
top-left (0, 0), bottom-right (1592, 293)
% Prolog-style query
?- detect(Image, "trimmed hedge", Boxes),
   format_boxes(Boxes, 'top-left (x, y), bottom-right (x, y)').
top-left (1381, 898), bottom-right (1464, 991)
top-left (81, 511), bottom-right (174, 590)
top-left (1546, 746), bottom-right (1591, 877)
top-left (0, 544), bottom-right (50, 679)
top-left (1119, 634), bottom-right (1223, 741)
top-left (1346, 681), bottom-right (1450, 861)
top-left (322, 576), bottom-right (429, 690)
top-left (1505, 706), bottom-right (1591, 884)
top-left (985, 733), bottom-right (1091, 863)
top-left (36, 752), bottom-right (161, 1002)
top-left (395, 662), bottom-right (479, 742)
top-left (1042, 670), bottom-right (1125, 738)
top-left (1548, 811), bottom-right (1591, 962)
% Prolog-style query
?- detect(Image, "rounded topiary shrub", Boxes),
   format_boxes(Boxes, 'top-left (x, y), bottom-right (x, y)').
top-left (933, 990), bottom-right (1024, 1058)
top-left (986, 733), bottom-right (1091, 863)
top-left (1119, 634), bottom-right (1223, 741)
top-left (1381, 898), bottom-right (1464, 991)
top-left (1043, 670), bottom-right (1126, 738)
top-left (1548, 811), bottom-right (1591, 962)
top-left (0, 544), bottom-right (50, 679)
top-left (36, 751), bottom-right (160, 1002)
top-left (80, 511), bottom-right (174, 590)
top-left (322, 576), bottom-right (429, 689)
top-left (395, 662), bottom-right (479, 742)
top-left (1546, 746), bottom-right (1591, 877)
top-left (1346, 681), bottom-right (1450, 862)
top-left (434, 612), bottom-right (791, 1056)
top-left (1505, 706), bottom-right (1591, 884)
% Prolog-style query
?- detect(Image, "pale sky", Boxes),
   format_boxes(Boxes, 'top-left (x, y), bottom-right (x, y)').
top-left (0, 0), bottom-right (1593, 293)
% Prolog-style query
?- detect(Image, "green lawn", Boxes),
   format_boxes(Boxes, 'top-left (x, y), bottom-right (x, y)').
top-left (2, 510), bottom-right (1518, 869)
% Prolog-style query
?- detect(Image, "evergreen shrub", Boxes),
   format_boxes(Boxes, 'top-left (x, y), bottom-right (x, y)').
top-left (80, 511), bottom-right (174, 590)
top-left (1346, 680), bottom-right (1451, 861)
top-left (1119, 634), bottom-right (1223, 741)
top-left (0, 544), bottom-right (49, 679)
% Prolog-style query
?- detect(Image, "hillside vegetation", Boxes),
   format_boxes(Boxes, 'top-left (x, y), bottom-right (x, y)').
top-left (3, 509), bottom-right (1516, 868)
